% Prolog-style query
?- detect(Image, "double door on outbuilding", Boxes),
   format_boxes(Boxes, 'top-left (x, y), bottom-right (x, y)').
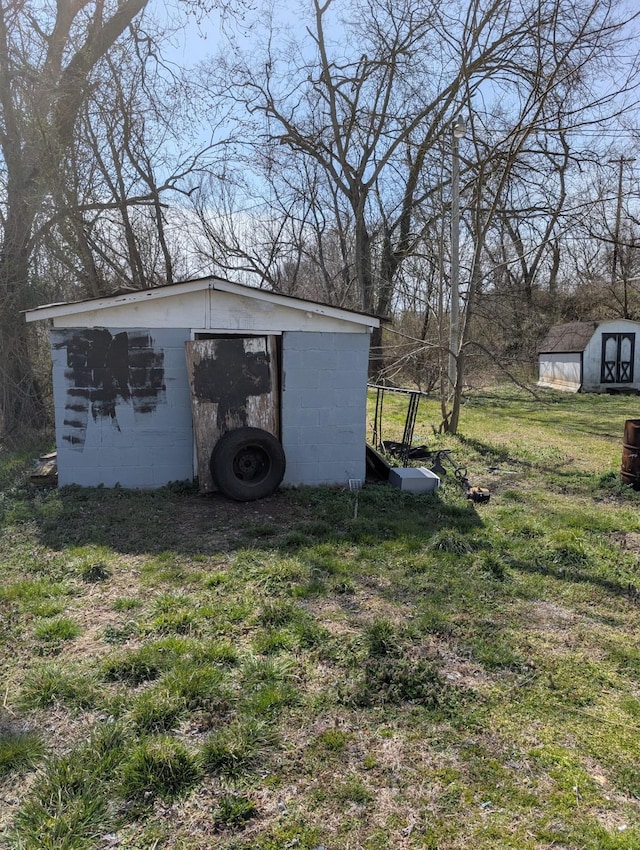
top-left (601, 332), bottom-right (635, 384)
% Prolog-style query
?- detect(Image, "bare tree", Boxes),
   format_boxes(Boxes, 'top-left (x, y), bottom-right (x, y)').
top-left (49, 46), bottom-right (213, 297)
top-left (197, 0), bottom-right (640, 430)
top-left (573, 155), bottom-right (640, 318)
top-left (0, 0), bottom-right (233, 436)
top-left (200, 0), bottom-right (469, 374)
top-left (0, 0), bottom-right (151, 435)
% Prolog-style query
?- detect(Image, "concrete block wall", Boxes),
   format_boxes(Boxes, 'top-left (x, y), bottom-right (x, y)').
top-left (281, 331), bottom-right (370, 486)
top-left (50, 327), bottom-right (193, 488)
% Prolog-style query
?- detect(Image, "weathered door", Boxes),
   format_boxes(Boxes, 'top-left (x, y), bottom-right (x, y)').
top-left (185, 337), bottom-right (279, 492)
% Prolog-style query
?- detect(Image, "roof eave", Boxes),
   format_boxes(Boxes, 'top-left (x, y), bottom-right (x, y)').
top-left (25, 277), bottom-right (381, 328)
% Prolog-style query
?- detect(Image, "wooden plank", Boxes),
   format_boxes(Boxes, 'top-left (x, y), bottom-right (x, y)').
top-left (185, 337), bottom-right (279, 492)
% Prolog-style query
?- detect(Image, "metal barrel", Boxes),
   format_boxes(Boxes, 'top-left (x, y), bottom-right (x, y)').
top-left (621, 419), bottom-right (640, 488)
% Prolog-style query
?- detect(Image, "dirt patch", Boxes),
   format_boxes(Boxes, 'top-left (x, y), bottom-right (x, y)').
top-left (525, 600), bottom-right (576, 631)
top-left (610, 531), bottom-right (640, 555)
top-left (166, 491), bottom-right (316, 550)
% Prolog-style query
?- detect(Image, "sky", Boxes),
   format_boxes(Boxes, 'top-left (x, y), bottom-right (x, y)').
top-left (157, 0), bottom-right (289, 66)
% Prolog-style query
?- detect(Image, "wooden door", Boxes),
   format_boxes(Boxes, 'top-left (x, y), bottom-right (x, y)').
top-left (185, 337), bottom-right (279, 492)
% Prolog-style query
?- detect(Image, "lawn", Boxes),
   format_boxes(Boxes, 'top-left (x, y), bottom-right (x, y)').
top-left (1, 387), bottom-right (639, 849)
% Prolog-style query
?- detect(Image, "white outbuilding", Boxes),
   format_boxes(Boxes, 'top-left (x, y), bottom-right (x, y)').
top-left (25, 276), bottom-right (380, 497)
top-left (538, 319), bottom-right (640, 393)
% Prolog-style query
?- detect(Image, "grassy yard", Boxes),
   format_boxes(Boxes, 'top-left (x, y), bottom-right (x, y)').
top-left (1, 387), bottom-right (640, 849)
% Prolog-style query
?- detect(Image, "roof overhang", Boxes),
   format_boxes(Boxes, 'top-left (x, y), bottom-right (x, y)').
top-left (24, 276), bottom-right (381, 329)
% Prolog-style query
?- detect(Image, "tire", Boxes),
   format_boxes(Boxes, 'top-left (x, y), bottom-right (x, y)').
top-left (210, 427), bottom-right (286, 501)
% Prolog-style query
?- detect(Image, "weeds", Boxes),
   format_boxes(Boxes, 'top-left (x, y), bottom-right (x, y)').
top-left (111, 596), bottom-right (141, 611)
top-left (33, 616), bottom-right (80, 642)
top-left (428, 528), bottom-right (475, 554)
top-left (100, 645), bottom-right (166, 686)
top-left (315, 728), bottom-right (351, 752)
top-left (128, 689), bottom-right (186, 734)
top-left (362, 617), bottom-right (398, 656)
top-left (353, 652), bottom-right (456, 711)
top-left (163, 662), bottom-right (234, 713)
top-left (12, 757), bottom-right (112, 850)
top-left (79, 560), bottom-right (111, 582)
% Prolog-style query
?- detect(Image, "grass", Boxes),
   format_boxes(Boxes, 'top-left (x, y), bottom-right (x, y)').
top-left (119, 736), bottom-right (201, 806)
top-left (9, 724), bottom-right (129, 849)
top-left (12, 759), bottom-right (111, 850)
top-left (0, 731), bottom-right (44, 778)
top-left (1, 387), bottom-right (640, 849)
top-left (201, 717), bottom-right (277, 778)
top-left (18, 663), bottom-right (98, 710)
top-left (213, 792), bottom-right (258, 829)
top-left (33, 616), bottom-right (81, 642)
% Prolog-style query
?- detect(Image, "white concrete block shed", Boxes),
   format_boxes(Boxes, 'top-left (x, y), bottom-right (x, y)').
top-left (25, 277), bottom-right (380, 497)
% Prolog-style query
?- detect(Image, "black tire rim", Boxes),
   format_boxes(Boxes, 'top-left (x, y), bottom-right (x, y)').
top-left (232, 445), bottom-right (271, 483)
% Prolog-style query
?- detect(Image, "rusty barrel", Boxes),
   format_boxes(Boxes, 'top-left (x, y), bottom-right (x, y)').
top-left (621, 419), bottom-right (640, 488)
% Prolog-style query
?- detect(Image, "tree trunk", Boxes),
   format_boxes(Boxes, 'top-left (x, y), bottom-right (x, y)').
top-left (354, 205), bottom-right (386, 378)
top-left (0, 218), bottom-right (47, 434)
top-left (0, 0), bottom-right (151, 438)
top-left (447, 344), bottom-right (465, 434)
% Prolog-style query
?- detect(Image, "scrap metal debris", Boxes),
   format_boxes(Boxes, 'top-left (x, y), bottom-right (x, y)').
top-left (368, 384), bottom-right (491, 503)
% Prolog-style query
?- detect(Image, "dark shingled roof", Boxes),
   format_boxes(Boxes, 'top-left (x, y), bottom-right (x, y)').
top-left (538, 321), bottom-right (600, 354)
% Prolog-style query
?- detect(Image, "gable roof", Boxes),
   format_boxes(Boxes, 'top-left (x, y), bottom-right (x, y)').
top-left (538, 321), bottom-right (600, 354)
top-left (25, 275), bottom-right (381, 329)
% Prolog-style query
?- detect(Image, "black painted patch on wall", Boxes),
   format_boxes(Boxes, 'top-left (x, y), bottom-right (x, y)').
top-left (193, 338), bottom-right (271, 429)
top-left (54, 329), bottom-right (166, 448)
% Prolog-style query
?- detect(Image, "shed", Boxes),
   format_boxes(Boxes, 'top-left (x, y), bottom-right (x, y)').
top-left (25, 276), bottom-right (380, 494)
top-left (538, 319), bottom-right (640, 393)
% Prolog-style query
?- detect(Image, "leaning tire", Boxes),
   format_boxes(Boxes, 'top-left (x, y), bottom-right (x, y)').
top-left (210, 427), bottom-right (286, 501)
